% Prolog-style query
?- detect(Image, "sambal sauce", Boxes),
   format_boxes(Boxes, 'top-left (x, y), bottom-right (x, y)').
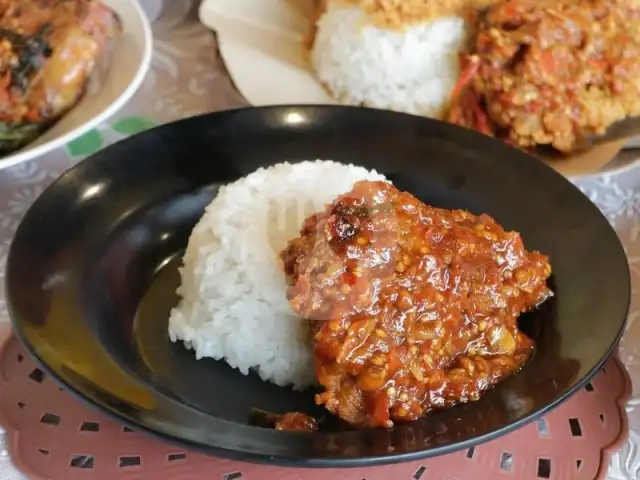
top-left (448, 0), bottom-right (640, 154)
top-left (281, 180), bottom-right (552, 429)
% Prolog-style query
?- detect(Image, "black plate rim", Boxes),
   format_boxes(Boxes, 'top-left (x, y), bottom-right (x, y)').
top-left (5, 105), bottom-right (631, 467)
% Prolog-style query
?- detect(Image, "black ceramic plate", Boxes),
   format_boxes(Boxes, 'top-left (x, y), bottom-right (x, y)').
top-left (5, 106), bottom-right (630, 467)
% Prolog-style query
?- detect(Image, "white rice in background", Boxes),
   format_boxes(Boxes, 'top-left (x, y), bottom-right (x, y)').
top-left (168, 160), bottom-right (388, 390)
top-left (311, 2), bottom-right (467, 119)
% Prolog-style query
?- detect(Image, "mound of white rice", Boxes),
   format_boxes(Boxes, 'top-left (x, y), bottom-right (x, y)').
top-left (311, 2), bottom-right (467, 119)
top-left (168, 160), bottom-right (387, 390)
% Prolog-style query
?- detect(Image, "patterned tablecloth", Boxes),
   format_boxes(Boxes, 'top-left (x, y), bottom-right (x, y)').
top-left (0, 1), bottom-right (638, 478)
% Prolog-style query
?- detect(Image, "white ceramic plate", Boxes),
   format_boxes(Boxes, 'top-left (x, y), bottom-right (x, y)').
top-left (200, 0), bottom-right (640, 179)
top-left (0, 0), bottom-right (153, 170)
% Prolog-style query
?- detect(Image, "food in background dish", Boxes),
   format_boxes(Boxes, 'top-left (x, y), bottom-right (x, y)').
top-left (168, 160), bottom-right (387, 391)
top-left (0, 0), bottom-right (122, 154)
top-left (281, 180), bottom-right (552, 429)
top-left (448, 0), bottom-right (640, 154)
top-left (310, 0), bottom-right (495, 119)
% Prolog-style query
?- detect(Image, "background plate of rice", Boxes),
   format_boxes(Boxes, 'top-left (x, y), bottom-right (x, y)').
top-left (198, 0), bottom-right (638, 178)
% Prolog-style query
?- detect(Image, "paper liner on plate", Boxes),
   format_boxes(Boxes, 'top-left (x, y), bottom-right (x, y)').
top-left (0, 333), bottom-right (631, 480)
top-left (538, 139), bottom-right (630, 178)
top-left (199, 0), bottom-right (632, 179)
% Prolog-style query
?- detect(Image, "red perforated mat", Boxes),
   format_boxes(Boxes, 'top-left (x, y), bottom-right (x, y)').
top-left (0, 334), bottom-right (630, 480)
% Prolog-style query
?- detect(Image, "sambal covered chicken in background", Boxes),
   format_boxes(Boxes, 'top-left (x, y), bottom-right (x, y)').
top-left (448, 0), bottom-right (640, 154)
top-left (309, 0), bottom-right (503, 120)
top-left (0, 0), bottom-right (121, 154)
top-left (281, 180), bottom-right (552, 429)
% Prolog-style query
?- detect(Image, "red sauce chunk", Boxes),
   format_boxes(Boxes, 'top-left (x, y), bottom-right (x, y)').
top-left (281, 180), bottom-right (552, 429)
top-left (274, 412), bottom-right (319, 433)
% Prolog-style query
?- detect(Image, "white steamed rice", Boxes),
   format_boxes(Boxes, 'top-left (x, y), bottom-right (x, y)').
top-left (168, 160), bottom-right (387, 390)
top-left (311, 2), bottom-right (467, 119)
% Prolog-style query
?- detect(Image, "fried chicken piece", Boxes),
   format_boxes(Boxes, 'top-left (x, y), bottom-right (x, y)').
top-left (448, 0), bottom-right (640, 153)
top-left (281, 180), bottom-right (552, 428)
